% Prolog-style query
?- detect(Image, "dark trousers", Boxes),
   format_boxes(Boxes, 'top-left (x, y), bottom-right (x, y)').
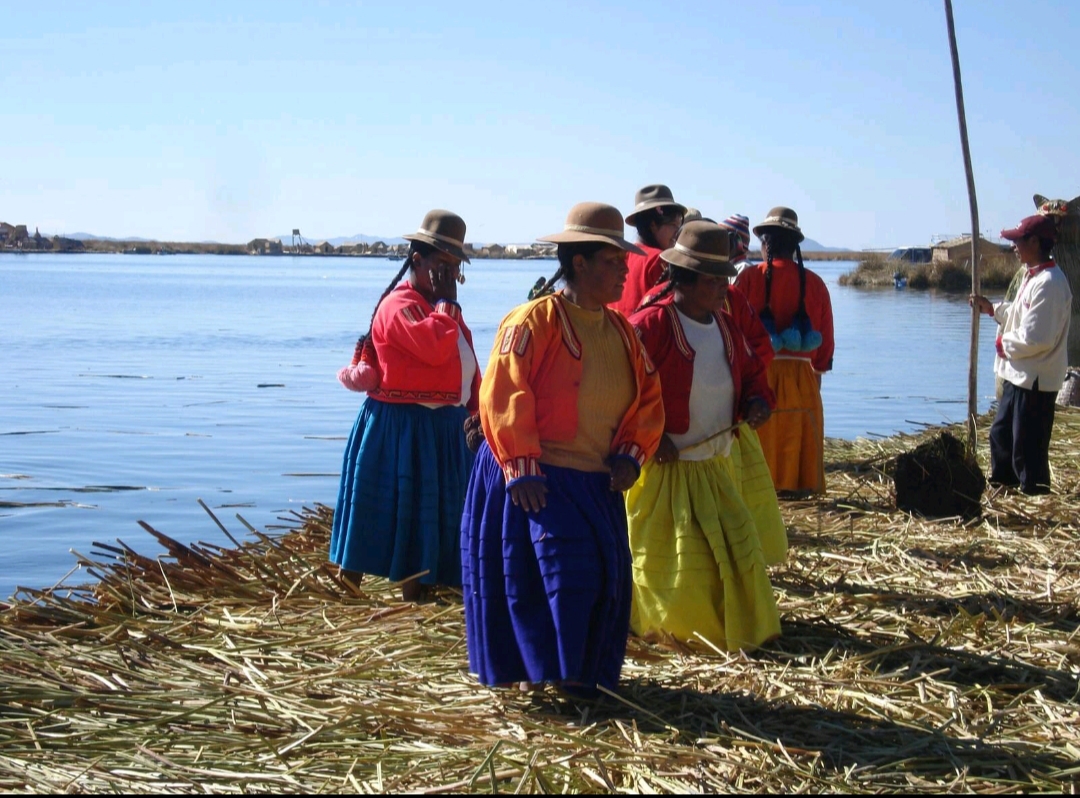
top-left (988, 379), bottom-right (1057, 494)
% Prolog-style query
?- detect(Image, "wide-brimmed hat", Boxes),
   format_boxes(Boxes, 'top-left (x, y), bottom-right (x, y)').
top-left (625, 184), bottom-right (687, 224)
top-left (1001, 213), bottom-right (1058, 242)
top-left (752, 206), bottom-right (804, 243)
top-left (538, 202), bottom-right (645, 255)
top-left (660, 221), bottom-right (736, 277)
top-left (682, 207), bottom-right (703, 224)
top-left (402, 209), bottom-right (470, 262)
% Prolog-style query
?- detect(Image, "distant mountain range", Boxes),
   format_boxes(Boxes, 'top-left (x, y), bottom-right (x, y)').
top-left (57, 231), bottom-right (852, 251)
top-left (800, 238), bottom-right (851, 252)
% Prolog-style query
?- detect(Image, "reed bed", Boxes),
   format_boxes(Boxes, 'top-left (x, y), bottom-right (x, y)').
top-left (839, 254), bottom-right (1018, 290)
top-left (1, 411), bottom-right (1079, 793)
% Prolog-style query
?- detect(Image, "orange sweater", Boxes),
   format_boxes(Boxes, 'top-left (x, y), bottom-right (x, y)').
top-left (480, 293), bottom-right (665, 484)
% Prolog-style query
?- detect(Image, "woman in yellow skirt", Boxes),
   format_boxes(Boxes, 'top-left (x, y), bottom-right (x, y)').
top-left (628, 221), bottom-right (781, 651)
top-left (734, 207), bottom-right (834, 495)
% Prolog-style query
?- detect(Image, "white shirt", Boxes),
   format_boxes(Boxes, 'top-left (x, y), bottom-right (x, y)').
top-left (992, 262), bottom-right (1072, 392)
top-left (667, 308), bottom-right (736, 461)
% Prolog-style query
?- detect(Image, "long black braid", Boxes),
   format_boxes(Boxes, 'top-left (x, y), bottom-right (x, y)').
top-left (760, 230), bottom-right (806, 325)
top-left (352, 241), bottom-right (435, 363)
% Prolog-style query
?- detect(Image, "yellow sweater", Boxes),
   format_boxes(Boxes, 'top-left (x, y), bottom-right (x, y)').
top-left (539, 300), bottom-right (635, 473)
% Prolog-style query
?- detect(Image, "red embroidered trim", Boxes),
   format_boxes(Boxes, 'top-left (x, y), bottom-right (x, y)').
top-left (615, 442), bottom-right (646, 468)
top-left (552, 297), bottom-right (582, 360)
top-left (513, 327), bottom-right (532, 356)
top-left (503, 456), bottom-right (543, 481)
top-left (665, 304), bottom-right (694, 360)
top-left (369, 388), bottom-right (462, 402)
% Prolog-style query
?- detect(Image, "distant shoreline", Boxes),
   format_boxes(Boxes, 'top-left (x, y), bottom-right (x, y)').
top-left (2, 239), bottom-right (872, 262)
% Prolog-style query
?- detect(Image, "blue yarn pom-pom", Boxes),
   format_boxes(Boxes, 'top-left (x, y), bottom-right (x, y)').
top-left (802, 330), bottom-right (823, 352)
top-left (780, 327), bottom-right (803, 352)
top-left (770, 333), bottom-right (784, 351)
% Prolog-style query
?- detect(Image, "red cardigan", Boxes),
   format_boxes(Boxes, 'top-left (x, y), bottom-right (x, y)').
top-left (630, 297), bottom-right (775, 435)
top-left (365, 282), bottom-right (480, 412)
top-left (611, 243), bottom-right (664, 317)
top-left (724, 284), bottom-right (775, 369)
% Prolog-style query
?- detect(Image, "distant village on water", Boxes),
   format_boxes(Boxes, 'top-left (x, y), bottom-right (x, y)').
top-left (0, 220), bottom-right (557, 260)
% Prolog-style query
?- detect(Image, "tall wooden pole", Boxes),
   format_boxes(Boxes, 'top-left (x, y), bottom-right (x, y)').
top-left (944, 0), bottom-right (981, 455)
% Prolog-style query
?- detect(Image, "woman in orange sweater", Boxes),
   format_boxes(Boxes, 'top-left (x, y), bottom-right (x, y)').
top-left (331, 210), bottom-right (479, 602)
top-left (461, 202), bottom-right (664, 697)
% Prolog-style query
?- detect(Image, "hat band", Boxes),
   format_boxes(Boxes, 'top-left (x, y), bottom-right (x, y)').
top-left (760, 216), bottom-right (799, 229)
top-left (416, 229), bottom-right (465, 249)
top-left (674, 242), bottom-right (729, 263)
top-left (564, 223), bottom-right (624, 238)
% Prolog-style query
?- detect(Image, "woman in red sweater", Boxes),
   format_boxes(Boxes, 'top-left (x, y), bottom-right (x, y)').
top-left (734, 207), bottom-right (834, 495)
top-left (628, 221), bottom-right (781, 651)
top-left (331, 210), bottom-right (480, 602)
top-left (611, 184), bottom-right (686, 317)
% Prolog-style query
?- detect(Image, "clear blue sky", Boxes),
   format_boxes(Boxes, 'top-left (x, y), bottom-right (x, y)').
top-left (2, 0), bottom-right (1078, 249)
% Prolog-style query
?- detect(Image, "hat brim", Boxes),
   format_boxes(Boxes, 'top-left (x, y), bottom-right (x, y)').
top-left (401, 232), bottom-right (471, 263)
top-left (999, 228), bottom-right (1024, 242)
top-left (661, 248), bottom-right (737, 277)
top-left (625, 200), bottom-right (688, 225)
top-left (752, 221), bottom-right (805, 243)
top-left (537, 230), bottom-right (645, 256)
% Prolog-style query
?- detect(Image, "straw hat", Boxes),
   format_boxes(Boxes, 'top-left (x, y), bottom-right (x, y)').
top-left (660, 221), bottom-right (736, 277)
top-left (402, 209), bottom-right (470, 262)
top-left (752, 206), bottom-right (805, 243)
top-left (538, 202), bottom-right (645, 255)
top-left (624, 185), bottom-right (687, 224)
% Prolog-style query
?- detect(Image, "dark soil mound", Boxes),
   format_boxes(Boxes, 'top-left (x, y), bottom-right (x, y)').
top-left (893, 432), bottom-right (985, 519)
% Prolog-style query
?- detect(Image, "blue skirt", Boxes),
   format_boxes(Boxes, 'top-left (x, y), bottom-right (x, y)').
top-left (330, 398), bottom-right (473, 586)
top-left (461, 442), bottom-right (631, 691)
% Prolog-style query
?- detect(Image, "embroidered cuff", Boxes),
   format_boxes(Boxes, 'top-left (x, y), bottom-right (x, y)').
top-left (502, 456), bottom-right (543, 484)
top-left (613, 442), bottom-right (647, 471)
top-left (434, 300), bottom-right (463, 323)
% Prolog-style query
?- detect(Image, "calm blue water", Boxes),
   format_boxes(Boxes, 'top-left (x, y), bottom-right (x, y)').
top-left (0, 253), bottom-right (1001, 598)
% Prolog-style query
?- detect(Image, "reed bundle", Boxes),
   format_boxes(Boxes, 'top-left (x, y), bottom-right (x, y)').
top-left (1, 410), bottom-right (1078, 793)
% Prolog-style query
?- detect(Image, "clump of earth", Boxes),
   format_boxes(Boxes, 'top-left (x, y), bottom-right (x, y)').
top-left (893, 431), bottom-right (985, 520)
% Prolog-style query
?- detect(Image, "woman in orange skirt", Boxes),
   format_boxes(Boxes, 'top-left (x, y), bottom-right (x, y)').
top-left (734, 207), bottom-right (834, 495)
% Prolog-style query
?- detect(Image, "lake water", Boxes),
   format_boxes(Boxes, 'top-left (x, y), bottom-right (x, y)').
top-left (1, 253), bottom-right (1002, 598)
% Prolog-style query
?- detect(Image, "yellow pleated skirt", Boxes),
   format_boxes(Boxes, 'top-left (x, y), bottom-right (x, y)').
top-left (723, 429), bottom-right (788, 564)
top-left (755, 357), bottom-right (825, 493)
top-left (626, 455), bottom-right (781, 652)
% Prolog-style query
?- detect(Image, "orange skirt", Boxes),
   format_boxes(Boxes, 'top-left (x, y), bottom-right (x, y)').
top-left (755, 357), bottom-right (825, 493)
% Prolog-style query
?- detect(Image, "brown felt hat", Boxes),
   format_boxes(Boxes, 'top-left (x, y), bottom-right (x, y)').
top-left (624, 184), bottom-right (687, 224)
top-left (537, 202), bottom-right (645, 255)
top-left (402, 209), bottom-right (470, 262)
top-left (661, 221), bottom-right (736, 277)
top-left (752, 206), bottom-right (805, 243)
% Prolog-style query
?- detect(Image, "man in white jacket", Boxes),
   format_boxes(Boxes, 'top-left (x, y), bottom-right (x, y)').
top-left (971, 213), bottom-right (1072, 495)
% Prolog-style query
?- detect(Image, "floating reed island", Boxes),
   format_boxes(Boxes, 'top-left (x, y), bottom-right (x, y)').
top-left (2, 411), bottom-right (1079, 793)
top-left (839, 253), bottom-right (1019, 290)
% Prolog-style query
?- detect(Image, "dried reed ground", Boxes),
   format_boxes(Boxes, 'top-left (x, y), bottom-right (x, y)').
top-left (1, 411), bottom-right (1078, 793)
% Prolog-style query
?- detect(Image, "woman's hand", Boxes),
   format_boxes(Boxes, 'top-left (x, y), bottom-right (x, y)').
top-left (609, 458), bottom-right (639, 492)
top-left (969, 294), bottom-right (993, 316)
top-left (653, 434), bottom-right (679, 466)
top-left (430, 262), bottom-right (459, 303)
top-left (509, 480), bottom-right (547, 513)
top-left (745, 398), bottom-right (772, 429)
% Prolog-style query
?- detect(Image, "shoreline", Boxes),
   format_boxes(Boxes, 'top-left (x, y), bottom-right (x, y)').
top-left (2, 411), bottom-right (1078, 792)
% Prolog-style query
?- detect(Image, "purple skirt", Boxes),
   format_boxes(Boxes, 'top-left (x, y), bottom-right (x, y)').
top-left (461, 442), bottom-right (631, 692)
